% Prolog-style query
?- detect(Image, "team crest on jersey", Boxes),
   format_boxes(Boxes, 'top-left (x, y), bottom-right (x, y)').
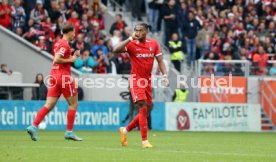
top-left (149, 47), bottom-right (153, 52)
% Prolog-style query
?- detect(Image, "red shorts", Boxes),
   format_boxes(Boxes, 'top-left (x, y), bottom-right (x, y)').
top-left (129, 77), bottom-right (152, 106)
top-left (47, 74), bottom-right (78, 98)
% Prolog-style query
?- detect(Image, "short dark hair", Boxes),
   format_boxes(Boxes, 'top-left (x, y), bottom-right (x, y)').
top-left (61, 23), bottom-right (75, 34)
top-left (96, 48), bottom-right (103, 54)
top-left (81, 49), bottom-right (90, 54)
top-left (135, 23), bottom-right (151, 31)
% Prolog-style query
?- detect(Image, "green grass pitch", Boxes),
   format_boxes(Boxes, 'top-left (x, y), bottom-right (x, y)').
top-left (0, 131), bottom-right (275, 162)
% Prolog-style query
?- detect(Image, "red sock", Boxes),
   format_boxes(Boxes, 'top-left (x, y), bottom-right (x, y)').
top-left (126, 114), bottom-right (139, 132)
top-left (33, 106), bottom-right (50, 127)
top-left (139, 106), bottom-right (148, 141)
top-left (67, 109), bottom-right (76, 131)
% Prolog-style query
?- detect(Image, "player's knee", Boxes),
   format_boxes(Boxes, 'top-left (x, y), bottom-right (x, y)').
top-left (44, 102), bottom-right (55, 110)
top-left (44, 104), bottom-right (54, 110)
top-left (70, 102), bottom-right (78, 109)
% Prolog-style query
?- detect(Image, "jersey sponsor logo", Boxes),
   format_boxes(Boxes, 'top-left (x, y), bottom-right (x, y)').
top-left (136, 53), bottom-right (154, 58)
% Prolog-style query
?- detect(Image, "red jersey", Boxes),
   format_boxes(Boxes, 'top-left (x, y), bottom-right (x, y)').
top-left (253, 53), bottom-right (269, 68)
top-left (51, 39), bottom-right (72, 75)
top-left (125, 38), bottom-right (161, 79)
top-left (0, 4), bottom-right (12, 28)
top-left (68, 18), bottom-right (80, 35)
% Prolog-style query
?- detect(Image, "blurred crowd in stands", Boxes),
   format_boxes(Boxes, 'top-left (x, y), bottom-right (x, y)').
top-left (146, 0), bottom-right (275, 76)
top-left (0, 0), bottom-right (275, 76)
top-left (0, 0), bottom-right (131, 74)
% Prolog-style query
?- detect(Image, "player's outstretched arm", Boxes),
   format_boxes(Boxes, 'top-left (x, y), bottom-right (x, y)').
top-left (156, 55), bottom-right (169, 86)
top-left (113, 38), bottom-right (131, 54)
top-left (53, 50), bottom-right (80, 64)
top-left (156, 55), bottom-right (167, 76)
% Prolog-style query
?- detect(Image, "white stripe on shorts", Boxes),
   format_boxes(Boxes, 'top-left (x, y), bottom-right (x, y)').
top-left (69, 83), bottom-right (73, 96)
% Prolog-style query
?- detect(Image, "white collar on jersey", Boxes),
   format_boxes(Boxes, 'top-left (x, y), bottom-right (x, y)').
top-left (136, 39), bottom-right (151, 44)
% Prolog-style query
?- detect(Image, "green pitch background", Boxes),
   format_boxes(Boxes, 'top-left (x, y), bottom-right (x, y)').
top-left (1, 131), bottom-right (275, 162)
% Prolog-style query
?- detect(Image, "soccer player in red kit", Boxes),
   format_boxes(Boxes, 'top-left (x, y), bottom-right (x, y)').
top-left (113, 23), bottom-right (169, 148)
top-left (27, 23), bottom-right (82, 141)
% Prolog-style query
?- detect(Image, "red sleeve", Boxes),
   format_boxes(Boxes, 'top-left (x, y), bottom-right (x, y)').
top-left (125, 41), bottom-right (134, 55)
top-left (154, 40), bottom-right (162, 57)
top-left (265, 54), bottom-right (269, 61)
top-left (253, 54), bottom-right (260, 62)
top-left (55, 42), bottom-right (68, 57)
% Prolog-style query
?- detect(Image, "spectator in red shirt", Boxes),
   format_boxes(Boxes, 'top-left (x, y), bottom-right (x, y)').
top-left (90, 11), bottom-right (105, 30)
top-left (68, 11), bottom-right (81, 35)
top-left (210, 31), bottom-right (222, 55)
top-left (0, 0), bottom-right (12, 29)
top-left (109, 14), bottom-right (127, 35)
top-left (36, 36), bottom-right (49, 52)
top-left (41, 17), bottom-right (55, 41)
top-left (253, 46), bottom-right (269, 75)
top-left (96, 48), bottom-right (109, 74)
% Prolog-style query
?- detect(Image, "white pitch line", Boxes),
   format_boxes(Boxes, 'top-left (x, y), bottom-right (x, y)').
top-left (2, 145), bottom-right (276, 158)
